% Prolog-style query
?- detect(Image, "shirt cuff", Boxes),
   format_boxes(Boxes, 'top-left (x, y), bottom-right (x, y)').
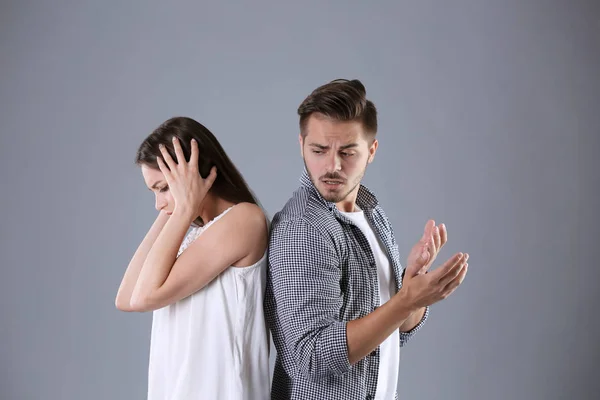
top-left (318, 320), bottom-right (351, 376)
top-left (399, 306), bottom-right (429, 347)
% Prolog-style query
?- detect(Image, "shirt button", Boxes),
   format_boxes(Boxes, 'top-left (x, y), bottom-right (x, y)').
top-left (370, 349), bottom-right (377, 357)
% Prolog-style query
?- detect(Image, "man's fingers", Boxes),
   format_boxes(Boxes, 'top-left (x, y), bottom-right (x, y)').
top-left (442, 263), bottom-right (468, 296)
top-left (433, 226), bottom-right (441, 252)
top-left (426, 236), bottom-right (436, 264)
top-left (430, 252), bottom-right (466, 281)
top-left (439, 223), bottom-right (447, 247)
top-left (438, 256), bottom-right (468, 287)
top-left (422, 220), bottom-right (435, 242)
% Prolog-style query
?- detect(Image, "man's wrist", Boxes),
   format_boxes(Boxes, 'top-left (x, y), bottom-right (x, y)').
top-left (399, 306), bottom-right (429, 334)
top-left (391, 289), bottom-right (420, 324)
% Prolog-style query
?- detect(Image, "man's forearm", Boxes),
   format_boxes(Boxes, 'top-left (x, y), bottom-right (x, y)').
top-left (399, 307), bottom-right (426, 332)
top-left (346, 290), bottom-right (416, 364)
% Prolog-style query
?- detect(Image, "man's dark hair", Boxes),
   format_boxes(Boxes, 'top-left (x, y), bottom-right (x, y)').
top-left (297, 79), bottom-right (378, 138)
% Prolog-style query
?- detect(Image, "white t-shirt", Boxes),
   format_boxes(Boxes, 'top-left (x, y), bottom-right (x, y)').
top-left (340, 206), bottom-right (400, 400)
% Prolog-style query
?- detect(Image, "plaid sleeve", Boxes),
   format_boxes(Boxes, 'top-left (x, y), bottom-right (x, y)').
top-left (268, 218), bottom-right (350, 381)
top-left (399, 306), bottom-right (429, 347)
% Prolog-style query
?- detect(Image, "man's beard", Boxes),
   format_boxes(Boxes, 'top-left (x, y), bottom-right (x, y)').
top-left (303, 159), bottom-right (368, 204)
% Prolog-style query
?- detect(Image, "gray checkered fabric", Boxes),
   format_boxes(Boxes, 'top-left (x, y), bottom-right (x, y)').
top-left (265, 169), bottom-right (429, 400)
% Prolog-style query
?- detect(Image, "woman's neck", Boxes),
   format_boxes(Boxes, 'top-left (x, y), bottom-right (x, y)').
top-left (198, 194), bottom-right (236, 225)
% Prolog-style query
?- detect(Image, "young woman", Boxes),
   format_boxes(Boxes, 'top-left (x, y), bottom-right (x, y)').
top-left (115, 117), bottom-right (270, 399)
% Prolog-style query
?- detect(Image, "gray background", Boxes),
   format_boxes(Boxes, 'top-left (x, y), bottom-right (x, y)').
top-left (1, 1), bottom-right (598, 399)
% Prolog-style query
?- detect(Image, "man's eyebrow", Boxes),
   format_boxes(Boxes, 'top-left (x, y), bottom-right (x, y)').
top-left (307, 143), bottom-right (358, 150)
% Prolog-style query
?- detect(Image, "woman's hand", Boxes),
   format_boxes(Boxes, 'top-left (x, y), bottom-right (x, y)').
top-left (157, 137), bottom-right (217, 221)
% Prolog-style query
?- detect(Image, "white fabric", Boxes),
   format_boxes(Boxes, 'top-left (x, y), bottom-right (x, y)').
top-left (340, 206), bottom-right (400, 400)
top-left (147, 206), bottom-right (270, 400)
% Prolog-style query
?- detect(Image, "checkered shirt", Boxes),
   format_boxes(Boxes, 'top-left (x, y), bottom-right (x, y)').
top-left (265, 169), bottom-right (429, 400)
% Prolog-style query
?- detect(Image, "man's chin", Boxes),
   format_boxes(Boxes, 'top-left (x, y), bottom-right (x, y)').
top-left (319, 189), bottom-right (345, 203)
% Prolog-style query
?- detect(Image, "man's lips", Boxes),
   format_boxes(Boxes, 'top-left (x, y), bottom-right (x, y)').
top-left (321, 179), bottom-right (345, 186)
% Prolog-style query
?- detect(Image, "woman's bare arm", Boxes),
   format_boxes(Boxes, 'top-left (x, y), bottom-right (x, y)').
top-left (115, 211), bottom-right (170, 311)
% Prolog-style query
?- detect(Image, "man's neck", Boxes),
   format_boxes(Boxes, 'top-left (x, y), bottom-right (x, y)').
top-left (335, 186), bottom-right (360, 212)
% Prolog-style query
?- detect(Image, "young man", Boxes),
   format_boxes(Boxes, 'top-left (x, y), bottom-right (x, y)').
top-left (265, 79), bottom-right (470, 400)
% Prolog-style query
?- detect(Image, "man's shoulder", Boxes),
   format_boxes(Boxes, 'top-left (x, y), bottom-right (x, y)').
top-left (269, 187), bottom-right (344, 247)
top-left (271, 186), bottom-right (331, 229)
top-left (272, 186), bottom-right (310, 223)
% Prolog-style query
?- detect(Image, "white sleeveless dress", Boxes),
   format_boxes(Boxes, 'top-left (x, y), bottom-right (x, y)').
top-left (147, 207), bottom-right (271, 400)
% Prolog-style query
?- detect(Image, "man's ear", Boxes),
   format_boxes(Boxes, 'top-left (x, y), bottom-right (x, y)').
top-left (368, 138), bottom-right (379, 163)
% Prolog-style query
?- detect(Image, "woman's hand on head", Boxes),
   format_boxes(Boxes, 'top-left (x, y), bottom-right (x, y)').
top-left (156, 137), bottom-right (217, 221)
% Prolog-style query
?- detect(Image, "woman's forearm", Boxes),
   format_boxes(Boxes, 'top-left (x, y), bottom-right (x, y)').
top-left (115, 211), bottom-right (170, 311)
